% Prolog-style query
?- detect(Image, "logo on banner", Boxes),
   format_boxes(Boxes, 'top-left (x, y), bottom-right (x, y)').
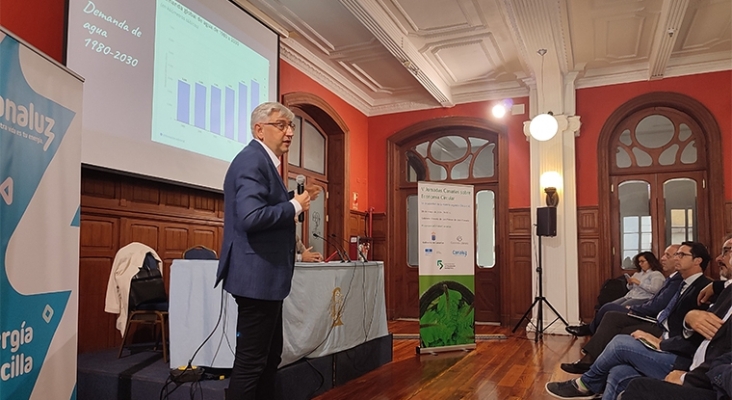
top-left (0, 35), bottom-right (77, 397)
top-left (436, 259), bottom-right (456, 270)
top-left (450, 235), bottom-right (469, 245)
top-left (0, 177), bottom-right (12, 205)
top-left (424, 248), bottom-right (433, 255)
top-left (452, 250), bottom-right (468, 257)
top-left (431, 232), bottom-right (436, 241)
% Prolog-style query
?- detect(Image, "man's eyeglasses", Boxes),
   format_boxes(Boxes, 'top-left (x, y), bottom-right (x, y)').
top-left (262, 121), bottom-right (296, 132)
top-left (674, 252), bottom-right (693, 258)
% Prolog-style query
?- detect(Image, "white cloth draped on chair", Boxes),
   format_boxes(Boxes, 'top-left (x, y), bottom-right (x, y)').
top-left (104, 242), bottom-right (163, 335)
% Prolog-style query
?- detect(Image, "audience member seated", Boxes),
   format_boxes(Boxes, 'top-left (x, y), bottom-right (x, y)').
top-left (612, 251), bottom-right (665, 307)
top-left (620, 352), bottom-right (732, 400)
top-left (546, 254), bottom-right (732, 400)
top-left (566, 245), bottom-right (679, 337)
top-left (621, 263), bottom-right (732, 400)
top-left (561, 241), bottom-right (711, 374)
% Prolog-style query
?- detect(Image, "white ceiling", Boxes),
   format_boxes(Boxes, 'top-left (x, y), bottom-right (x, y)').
top-left (237, 0), bottom-right (732, 116)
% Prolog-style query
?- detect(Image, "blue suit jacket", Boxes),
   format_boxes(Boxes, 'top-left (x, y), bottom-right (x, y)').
top-left (628, 272), bottom-right (683, 317)
top-left (215, 140), bottom-right (296, 301)
top-left (661, 282), bottom-right (731, 370)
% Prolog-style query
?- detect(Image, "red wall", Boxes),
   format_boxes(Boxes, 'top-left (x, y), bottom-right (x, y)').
top-left (279, 61), bottom-right (370, 210)
top-left (4, 0), bottom-right (729, 213)
top-left (367, 99), bottom-right (532, 212)
top-left (0, 0), bottom-right (65, 63)
top-left (576, 71), bottom-right (732, 206)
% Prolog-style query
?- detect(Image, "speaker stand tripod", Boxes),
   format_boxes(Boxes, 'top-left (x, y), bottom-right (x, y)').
top-left (512, 235), bottom-right (568, 341)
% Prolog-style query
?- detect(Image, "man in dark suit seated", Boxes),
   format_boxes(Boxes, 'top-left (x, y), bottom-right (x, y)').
top-left (620, 352), bottom-right (731, 400)
top-left (547, 252), bottom-right (731, 400)
top-left (566, 244), bottom-right (680, 337)
top-left (561, 241), bottom-right (712, 374)
top-left (215, 102), bottom-right (315, 400)
top-left (620, 251), bottom-right (732, 400)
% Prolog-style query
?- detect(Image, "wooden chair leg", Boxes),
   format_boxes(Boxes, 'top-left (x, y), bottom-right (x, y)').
top-left (117, 313), bottom-right (134, 359)
top-left (159, 312), bottom-right (168, 363)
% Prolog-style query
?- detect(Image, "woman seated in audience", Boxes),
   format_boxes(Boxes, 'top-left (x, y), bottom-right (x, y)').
top-left (613, 251), bottom-right (665, 307)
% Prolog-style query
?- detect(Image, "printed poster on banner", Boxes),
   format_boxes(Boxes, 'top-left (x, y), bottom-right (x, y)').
top-left (418, 182), bottom-right (475, 351)
top-left (0, 30), bottom-right (83, 399)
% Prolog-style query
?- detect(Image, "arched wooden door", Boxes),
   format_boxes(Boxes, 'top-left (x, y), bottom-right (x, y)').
top-left (387, 118), bottom-right (508, 323)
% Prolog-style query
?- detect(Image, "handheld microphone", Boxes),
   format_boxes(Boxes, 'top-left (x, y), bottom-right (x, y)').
top-left (313, 232), bottom-right (347, 262)
top-left (296, 175), bottom-right (305, 222)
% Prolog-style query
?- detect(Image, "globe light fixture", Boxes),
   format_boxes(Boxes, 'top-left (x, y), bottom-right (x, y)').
top-left (529, 112), bottom-right (558, 141)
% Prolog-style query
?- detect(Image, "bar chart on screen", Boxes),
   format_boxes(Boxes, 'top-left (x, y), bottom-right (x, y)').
top-left (174, 79), bottom-right (260, 140)
top-left (150, 0), bottom-right (270, 163)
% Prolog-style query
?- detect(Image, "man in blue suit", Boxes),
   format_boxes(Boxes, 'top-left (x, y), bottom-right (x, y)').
top-left (216, 101), bottom-right (311, 400)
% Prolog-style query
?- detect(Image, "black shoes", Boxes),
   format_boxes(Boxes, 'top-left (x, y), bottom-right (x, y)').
top-left (565, 324), bottom-right (592, 337)
top-left (545, 379), bottom-right (598, 399)
top-left (560, 360), bottom-right (592, 374)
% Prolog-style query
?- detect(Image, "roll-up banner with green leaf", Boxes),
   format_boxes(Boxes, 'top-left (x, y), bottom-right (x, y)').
top-left (417, 182), bottom-right (475, 351)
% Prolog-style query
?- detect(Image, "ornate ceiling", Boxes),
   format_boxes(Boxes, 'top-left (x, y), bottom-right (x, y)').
top-left (235, 0), bottom-right (731, 116)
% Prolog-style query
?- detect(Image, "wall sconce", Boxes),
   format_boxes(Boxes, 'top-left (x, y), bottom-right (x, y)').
top-left (540, 171), bottom-right (562, 207)
top-left (544, 187), bottom-right (559, 207)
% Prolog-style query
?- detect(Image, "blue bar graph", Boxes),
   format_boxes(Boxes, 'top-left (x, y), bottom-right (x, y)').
top-left (250, 80), bottom-right (259, 121)
top-left (177, 81), bottom-right (190, 124)
top-left (194, 83), bottom-right (206, 130)
top-left (238, 83), bottom-right (248, 143)
top-left (210, 86), bottom-right (221, 135)
top-left (175, 79), bottom-right (260, 140)
top-left (225, 87), bottom-right (235, 140)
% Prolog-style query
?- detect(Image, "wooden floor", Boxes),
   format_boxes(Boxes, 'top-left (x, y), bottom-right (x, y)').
top-left (314, 320), bottom-right (589, 400)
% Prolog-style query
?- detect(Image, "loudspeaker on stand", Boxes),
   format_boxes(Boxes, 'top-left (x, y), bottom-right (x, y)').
top-left (536, 207), bottom-right (556, 237)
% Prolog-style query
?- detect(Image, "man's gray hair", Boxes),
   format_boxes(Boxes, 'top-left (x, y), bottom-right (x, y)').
top-left (250, 102), bottom-right (295, 132)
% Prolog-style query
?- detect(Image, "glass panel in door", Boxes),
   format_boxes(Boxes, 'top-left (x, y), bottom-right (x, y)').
top-left (618, 180), bottom-right (652, 269)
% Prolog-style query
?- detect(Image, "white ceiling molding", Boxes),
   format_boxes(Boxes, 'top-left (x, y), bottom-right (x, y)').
top-left (501, 0), bottom-right (569, 113)
top-left (341, 0), bottom-right (456, 107)
top-left (230, 0), bottom-right (289, 38)
top-left (648, 0), bottom-right (690, 79)
top-left (280, 39), bottom-right (373, 114)
top-left (248, 0), bottom-right (730, 116)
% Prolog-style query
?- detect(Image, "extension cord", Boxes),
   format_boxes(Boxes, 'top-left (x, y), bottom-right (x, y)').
top-left (170, 365), bottom-right (203, 383)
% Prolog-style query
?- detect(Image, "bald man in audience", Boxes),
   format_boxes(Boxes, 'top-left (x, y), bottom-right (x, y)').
top-left (562, 244), bottom-right (685, 374)
top-left (547, 241), bottom-right (727, 400)
top-left (616, 240), bottom-right (732, 400)
top-left (566, 245), bottom-right (680, 337)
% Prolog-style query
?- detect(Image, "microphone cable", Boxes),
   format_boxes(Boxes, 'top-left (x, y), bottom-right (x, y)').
top-left (161, 284), bottom-right (229, 400)
top-left (345, 260), bottom-right (383, 375)
top-left (186, 284), bottom-right (229, 368)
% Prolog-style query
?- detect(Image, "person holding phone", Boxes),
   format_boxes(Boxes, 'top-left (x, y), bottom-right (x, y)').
top-left (613, 251), bottom-right (666, 307)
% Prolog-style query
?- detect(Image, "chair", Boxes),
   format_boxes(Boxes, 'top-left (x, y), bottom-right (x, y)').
top-left (118, 252), bottom-right (169, 362)
top-left (182, 245), bottom-right (218, 260)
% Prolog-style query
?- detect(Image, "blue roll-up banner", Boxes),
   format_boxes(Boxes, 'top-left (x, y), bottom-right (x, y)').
top-left (0, 28), bottom-right (83, 400)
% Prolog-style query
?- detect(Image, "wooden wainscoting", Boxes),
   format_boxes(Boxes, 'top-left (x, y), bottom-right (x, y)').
top-left (505, 207), bottom-right (604, 325)
top-left (79, 168), bottom-right (224, 353)
top-left (577, 206), bottom-right (602, 322)
top-left (505, 208), bottom-right (533, 325)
